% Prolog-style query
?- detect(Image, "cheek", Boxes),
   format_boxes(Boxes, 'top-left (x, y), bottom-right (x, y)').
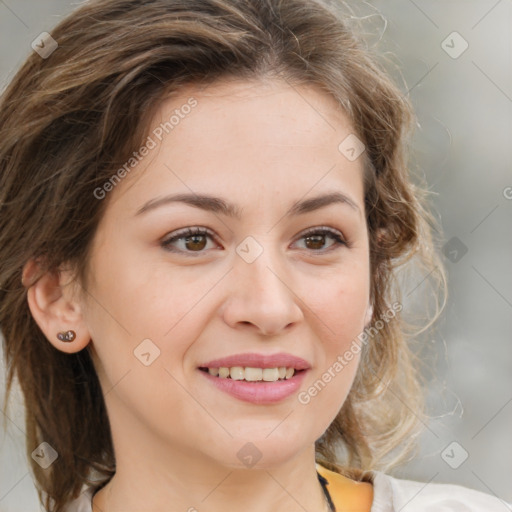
top-left (297, 260), bottom-right (369, 416)
top-left (83, 253), bottom-right (212, 436)
top-left (83, 246), bottom-right (221, 388)
top-left (297, 339), bottom-right (363, 440)
top-left (87, 243), bottom-right (208, 340)
top-left (306, 264), bottom-right (370, 349)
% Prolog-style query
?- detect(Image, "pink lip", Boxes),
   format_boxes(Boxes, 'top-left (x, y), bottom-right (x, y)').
top-left (198, 368), bottom-right (308, 404)
top-left (198, 352), bottom-right (311, 370)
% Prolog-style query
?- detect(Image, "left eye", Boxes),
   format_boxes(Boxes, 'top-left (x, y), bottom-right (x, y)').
top-left (161, 227), bottom-right (347, 255)
top-left (295, 227), bottom-right (347, 252)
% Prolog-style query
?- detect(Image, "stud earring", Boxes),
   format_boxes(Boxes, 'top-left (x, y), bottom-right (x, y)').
top-left (57, 330), bottom-right (76, 342)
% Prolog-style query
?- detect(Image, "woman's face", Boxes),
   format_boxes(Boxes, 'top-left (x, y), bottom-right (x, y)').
top-left (81, 78), bottom-right (371, 469)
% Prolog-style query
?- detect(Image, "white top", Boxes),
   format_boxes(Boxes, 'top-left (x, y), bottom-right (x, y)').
top-left (62, 471), bottom-right (512, 511)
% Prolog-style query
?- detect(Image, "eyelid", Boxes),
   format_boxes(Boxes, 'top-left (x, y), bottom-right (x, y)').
top-left (164, 226), bottom-right (217, 240)
top-left (160, 226), bottom-right (220, 249)
top-left (296, 225), bottom-right (347, 243)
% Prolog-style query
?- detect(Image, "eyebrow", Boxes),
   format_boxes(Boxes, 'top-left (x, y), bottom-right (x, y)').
top-left (135, 191), bottom-right (361, 219)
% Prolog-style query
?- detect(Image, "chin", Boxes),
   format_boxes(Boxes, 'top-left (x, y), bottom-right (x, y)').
top-left (208, 435), bottom-right (312, 471)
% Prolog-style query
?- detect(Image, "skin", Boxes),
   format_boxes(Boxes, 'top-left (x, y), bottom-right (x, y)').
top-left (24, 77), bottom-right (373, 511)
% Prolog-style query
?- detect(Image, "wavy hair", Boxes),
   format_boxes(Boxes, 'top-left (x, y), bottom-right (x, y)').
top-left (0, 0), bottom-right (446, 510)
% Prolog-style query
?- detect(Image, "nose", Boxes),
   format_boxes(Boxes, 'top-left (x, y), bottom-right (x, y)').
top-left (221, 244), bottom-right (304, 336)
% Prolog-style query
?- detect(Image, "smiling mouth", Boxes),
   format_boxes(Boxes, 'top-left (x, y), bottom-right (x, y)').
top-left (198, 366), bottom-right (306, 382)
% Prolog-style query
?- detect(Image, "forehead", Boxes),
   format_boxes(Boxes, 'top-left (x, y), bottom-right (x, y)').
top-left (153, 77), bottom-right (351, 147)
top-left (108, 77), bottom-right (365, 217)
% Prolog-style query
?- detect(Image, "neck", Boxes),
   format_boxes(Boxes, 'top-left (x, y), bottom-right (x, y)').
top-left (92, 455), bottom-right (330, 512)
top-left (91, 402), bottom-right (330, 512)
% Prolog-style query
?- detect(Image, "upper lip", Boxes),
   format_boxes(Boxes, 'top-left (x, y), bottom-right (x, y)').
top-left (199, 352), bottom-right (311, 370)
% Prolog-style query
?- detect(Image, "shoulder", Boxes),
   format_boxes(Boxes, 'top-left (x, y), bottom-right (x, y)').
top-left (370, 471), bottom-right (511, 512)
top-left (316, 463), bottom-right (511, 512)
top-left (61, 484), bottom-right (95, 512)
top-left (316, 463), bottom-right (374, 511)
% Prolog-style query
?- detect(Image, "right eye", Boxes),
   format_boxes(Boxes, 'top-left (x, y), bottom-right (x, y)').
top-left (160, 227), bottom-right (220, 255)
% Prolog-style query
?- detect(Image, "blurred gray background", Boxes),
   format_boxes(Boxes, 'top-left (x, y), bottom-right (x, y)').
top-left (0, 0), bottom-right (511, 510)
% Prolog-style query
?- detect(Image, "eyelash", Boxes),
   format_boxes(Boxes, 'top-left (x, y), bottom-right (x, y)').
top-left (160, 226), bottom-right (348, 256)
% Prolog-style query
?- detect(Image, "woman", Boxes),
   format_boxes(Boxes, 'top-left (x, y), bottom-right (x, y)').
top-left (0, 0), bottom-right (508, 511)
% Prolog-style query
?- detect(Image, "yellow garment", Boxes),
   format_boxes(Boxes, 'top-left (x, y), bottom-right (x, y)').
top-left (316, 463), bottom-right (374, 512)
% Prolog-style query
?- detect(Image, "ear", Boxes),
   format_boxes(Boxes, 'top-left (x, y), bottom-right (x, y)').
top-left (22, 258), bottom-right (91, 354)
top-left (364, 302), bottom-right (373, 328)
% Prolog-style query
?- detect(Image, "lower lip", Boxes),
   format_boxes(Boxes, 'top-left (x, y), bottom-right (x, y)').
top-left (198, 369), bottom-right (308, 404)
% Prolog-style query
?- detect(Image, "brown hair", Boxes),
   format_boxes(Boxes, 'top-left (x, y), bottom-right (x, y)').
top-left (0, 0), bottom-right (446, 510)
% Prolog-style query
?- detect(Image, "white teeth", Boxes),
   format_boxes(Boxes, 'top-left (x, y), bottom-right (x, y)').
top-left (262, 368), bottom-right (279, 381)
top-left (245, 367), bottom-right (263, 381)
top-left (218, 367), bottom-right (230, 378)
top-left (229, 366), bottom-right (244, 380)
top-left (206, 366), bottom-right (297, 381)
